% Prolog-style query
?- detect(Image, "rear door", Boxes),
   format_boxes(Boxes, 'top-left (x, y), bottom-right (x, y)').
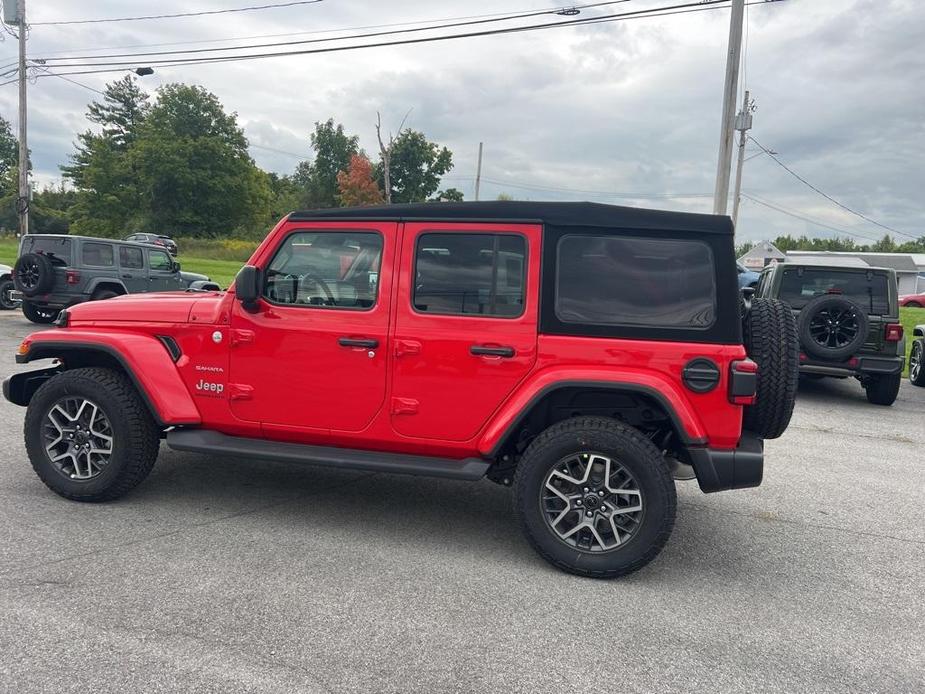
top-left (390, 223), bottom-right (540, 442)
top-left (118, 246), bottom-right (148, 293)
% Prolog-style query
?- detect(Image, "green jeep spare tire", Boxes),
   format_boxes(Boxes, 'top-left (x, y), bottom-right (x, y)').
top-left (742, 298), bottom-right (799, 439)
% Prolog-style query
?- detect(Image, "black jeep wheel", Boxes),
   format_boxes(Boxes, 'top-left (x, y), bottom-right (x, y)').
top-left (24, 368), bottom-right (160, 502)
top-left (513, 417), bottom-right (676, 579)
top-left (910, 339), bottom-right (925, 387)
top-left (798, 295), bottom-right (869, 361)
top-left (13, 252), bottom-right (55, 297)
top-left (864, 372), bottom-right (901, 406)
top-left (0, 278), bottom-right (16, 309)
top-left (743, 298), bottom-right (799, 439)
top-left (21, 301), bottom-right (58, 324)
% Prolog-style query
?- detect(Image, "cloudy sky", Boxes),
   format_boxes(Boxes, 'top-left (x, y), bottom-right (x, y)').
top-left (0, 0), bottom-right (921, 243)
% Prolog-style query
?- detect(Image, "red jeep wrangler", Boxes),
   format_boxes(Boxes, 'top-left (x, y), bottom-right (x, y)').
top-left (4, 202), bottom-right (798, 577)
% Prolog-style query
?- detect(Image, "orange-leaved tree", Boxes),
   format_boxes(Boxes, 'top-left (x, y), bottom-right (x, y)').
top-left (336, 154), bottom-right (384, 207)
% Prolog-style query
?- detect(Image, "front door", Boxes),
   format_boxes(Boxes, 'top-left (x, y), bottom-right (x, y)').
top-left (146, 248), bottom-right (176, 292)
top-left (229, 223), bottom-right (396, 432)
top-left (390, 223), bottom-right (540, 442)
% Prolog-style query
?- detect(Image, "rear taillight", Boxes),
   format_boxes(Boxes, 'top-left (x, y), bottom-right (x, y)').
top-left (65, 270), bottom-right (81, 285)
top-left (729, 358), bottom-right (758, 406)
top-left (884, 323), bottom-right (903, 342)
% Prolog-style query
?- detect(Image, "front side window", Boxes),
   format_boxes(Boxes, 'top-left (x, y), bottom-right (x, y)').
top-left (119, 247), bottom-right (143, 269)
top-left (413, 233), bottom-right (526, 317)
top-left (555, 235), bottom-right (716, 328)
top-left (82, 242), bottom-right (115, 267)
top-left (148, 250), bottom-right (172, 271)
top-left (264, 231), bottom-right (383, 309)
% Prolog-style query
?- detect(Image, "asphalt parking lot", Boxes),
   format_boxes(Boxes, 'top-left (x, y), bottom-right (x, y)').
top-left (0, 311), bottom-right (922, 694)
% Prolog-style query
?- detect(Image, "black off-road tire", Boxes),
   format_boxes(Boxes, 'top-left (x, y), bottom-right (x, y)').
top-left (910, 339), bottom-right (925, 387)
top-left (513, 416), bottom-right (676, 579)
top-left (864, 372), bottom-right (901, 406)
top-left (21, 301), bottom-right (57, 324)
top-left (24, 368), bottom-right (160, 502)
top-left (90, 289), bottom-right (119, 301)
top-left (743, 298), bottom-right (799, 439)
top-left (0, 278), bottom-right (16, 309)
top-left (797, 295), bottom-right (869, 361)
top-left (13, 252), bottom-right (55, 296)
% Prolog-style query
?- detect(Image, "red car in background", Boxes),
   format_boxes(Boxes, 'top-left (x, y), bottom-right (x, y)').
top-left (899, 292), bottom-right (925, 308)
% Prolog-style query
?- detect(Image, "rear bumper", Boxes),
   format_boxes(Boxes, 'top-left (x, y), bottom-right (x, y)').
top-left (798, 355), bottom-right (904, 377)
top-left (19, 293), bottom-right (88, 310)
top-left (686, 432), bottom-right (764, 493)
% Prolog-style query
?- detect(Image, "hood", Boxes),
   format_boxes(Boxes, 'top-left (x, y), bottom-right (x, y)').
top-left (67, 291), bottom-right (225, 324)
top-left (180, 270), bottom-right (210, 283)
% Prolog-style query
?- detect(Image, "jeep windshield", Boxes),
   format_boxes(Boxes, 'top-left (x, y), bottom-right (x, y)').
top-left (779, 267), bottom-right (890, 315)
top-left (20, 236), bottom-right (72, 266)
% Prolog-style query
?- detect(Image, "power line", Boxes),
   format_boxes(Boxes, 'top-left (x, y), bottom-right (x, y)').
top-left (36, 1), bottom-right (638, 63)
top-left (741, 192), bottom-right (882, 242)
top-left (32, 0), bottom-right (785, 76)
top-left (30, 0), bottom-right (326, 26)
top-left (748, 134), bottom-right (916, 240)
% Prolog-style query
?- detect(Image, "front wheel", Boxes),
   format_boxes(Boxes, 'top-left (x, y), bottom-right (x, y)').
top-left (24, 368), bottom-right (161, 501)
top-left (21, 301), bottom-right (57, 324)
top-left (908, 340), bottom-right (925, 387)
top-left (864, 372), bottom-right (901, 406)
top-left (513, 417), bottom-right (676, 579)
top-left (0, 278), bottom-right (16, 309)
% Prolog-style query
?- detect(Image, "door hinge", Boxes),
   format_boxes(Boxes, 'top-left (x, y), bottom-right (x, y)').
top-left (230, 329), bottom-right (255, 347)
top-left (228, 383), bottom-right (254, 401)
top-left (394, 339), bottom-right (422, 357)
top-left (390, 397), bottom-right (419, 415)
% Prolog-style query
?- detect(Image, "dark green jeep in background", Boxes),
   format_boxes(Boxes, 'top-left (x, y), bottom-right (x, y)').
top-left (755, 262), bottom-right (905, 406)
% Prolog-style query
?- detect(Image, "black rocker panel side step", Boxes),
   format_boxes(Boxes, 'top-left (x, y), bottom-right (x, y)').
top-left (166, 429), bottom-right (491, 481)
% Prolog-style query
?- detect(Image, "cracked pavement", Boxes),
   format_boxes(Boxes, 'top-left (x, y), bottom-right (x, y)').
top-left (0, 312), bottom-right (923, 693)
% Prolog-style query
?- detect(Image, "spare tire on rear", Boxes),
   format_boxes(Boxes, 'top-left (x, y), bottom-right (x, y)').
top-left (797, 294), bottom-right (868, 361)
top-left (742, 298), bottom-right (799, 439)
top-left (13, 253), bottom-right (55, 297)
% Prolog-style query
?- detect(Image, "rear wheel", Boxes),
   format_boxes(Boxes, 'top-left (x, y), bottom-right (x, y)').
top-left (513, 416), bottom-right (676, 579)
top-left (743, 298), bottom-right (799, 439)
top-left (21, 301), bottom-right (57, 324)
top-left (864, 372), bottom-right (901, 406)
top-left (905, 301), bottom-right (922, 308)
top-left (0, 278), bottom-right (16, 309)
top-left (910, 340), bottom-right (925, 387)
top-left (24, 368), bottom-right (160, 501)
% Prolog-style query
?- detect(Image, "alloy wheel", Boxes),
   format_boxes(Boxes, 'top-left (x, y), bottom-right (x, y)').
top-left (19, 260), bottom-right (40, 290)
top-left (808, 307), bottom-right (860, 350)
top-left (912, 343), bottom-right (922, 382)
top-left (43, 397), bottom-right (114, 480)
top-left (541, 452), bottom-right (644, 553)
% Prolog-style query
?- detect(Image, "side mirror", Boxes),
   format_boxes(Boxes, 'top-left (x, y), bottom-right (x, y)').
top-left (173, 261), bottom-right (181, 272)
top-left (235, 265), bottom-right (261, 309)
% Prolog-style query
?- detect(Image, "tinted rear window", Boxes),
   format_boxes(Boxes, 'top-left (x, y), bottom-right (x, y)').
top-left (779, 268), bottom-right (890, 314)
top-left (555, 235), bottom-right (716, 328)
top-left (21, 236), bottom-right (72, 266)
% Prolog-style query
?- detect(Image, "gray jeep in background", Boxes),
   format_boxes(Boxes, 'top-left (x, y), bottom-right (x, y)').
top-left (755, 261), bottom-right (905, 405)
top-left (12, 234), bottom-right (220, 324)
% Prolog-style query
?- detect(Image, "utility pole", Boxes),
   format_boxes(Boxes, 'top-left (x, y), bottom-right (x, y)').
top-left (474, 142), bottom-right (483, 201)
top-left (712, 0), bottom-right (745, 216)
top-left (731, 90), bottom-right (754, 227)
top-left (16, 0), bottom-right (28, 235)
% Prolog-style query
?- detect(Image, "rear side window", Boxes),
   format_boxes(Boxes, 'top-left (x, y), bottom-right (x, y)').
top-left (555, 235), bottom-right (716, 328)
top-left (413, 233), bottom-right (526, 317)
top-left (82, 242), bottom-right (114, 267)
top-left (779, 268), bottom-right (890, 314)
top-left (119, 247), bottom-right (144, 269)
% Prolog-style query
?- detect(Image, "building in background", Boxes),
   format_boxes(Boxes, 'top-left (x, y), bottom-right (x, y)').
top-left (738, 241), bottom-right (786, 270)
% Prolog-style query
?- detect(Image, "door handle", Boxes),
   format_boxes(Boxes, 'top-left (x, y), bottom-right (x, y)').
top-left (339, 337), bottom-right (379, 349)
top-left (470, 345), bottom-right (515, 358)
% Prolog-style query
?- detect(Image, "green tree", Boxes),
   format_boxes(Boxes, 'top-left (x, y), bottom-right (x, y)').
top-left (0, 115), bottom-right (18, 179)
top-left (63, 77), bottom-right (151, 236)
top-left (430, 187), bottom-right (464, 202)
top-left (129, 83), bottom-right (271, 237)
top-left (294, 119), bottom-right (360, 209)
top-left (381, 129), bottom-right (453, 203)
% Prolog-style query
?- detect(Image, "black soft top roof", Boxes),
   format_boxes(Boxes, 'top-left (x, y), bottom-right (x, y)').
top-left (287, 201), bottom-right (732, 235)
